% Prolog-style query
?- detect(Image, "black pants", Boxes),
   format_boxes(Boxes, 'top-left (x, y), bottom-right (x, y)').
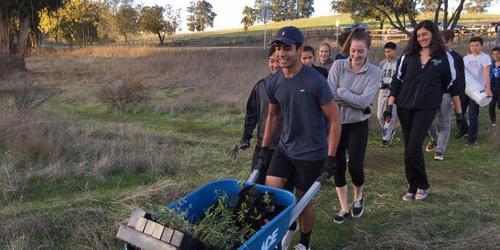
top-left (397, 107), bottom-right (437, 194)
top-left (489, 88), bottom-right (500, 123)
top-left (251, 146), bottom-right (294, 191)
top-left (460, 95), bottom-right (480, 143)
top-left (334, 120), bottom-right (369, 187)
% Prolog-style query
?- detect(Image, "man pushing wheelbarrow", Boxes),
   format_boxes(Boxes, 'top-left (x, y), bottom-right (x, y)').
top-left (257, 26), bottom-right (341, 250)
top-left (116, 26), bottom-right (341, 250)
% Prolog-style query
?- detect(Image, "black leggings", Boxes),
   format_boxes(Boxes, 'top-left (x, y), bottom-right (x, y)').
top-left (397, 107), bottom-right (437, 194)
top-left (334, 120), bottom-right (369, 187)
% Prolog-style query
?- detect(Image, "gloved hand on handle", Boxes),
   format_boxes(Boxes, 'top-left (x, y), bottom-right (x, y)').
top-left (321, 156), bottom-right (337, 179)
top-left (255, 146), bottom-right (269, 170)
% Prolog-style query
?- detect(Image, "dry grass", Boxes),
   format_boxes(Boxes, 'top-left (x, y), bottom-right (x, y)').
top-left (28, 47), bottom-right (267, 113)
top-left (0, 39), bottom-right (498, 249)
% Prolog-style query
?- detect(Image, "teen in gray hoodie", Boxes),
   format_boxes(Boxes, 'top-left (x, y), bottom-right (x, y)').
top-left (327, 28), bottom-right (383, 224)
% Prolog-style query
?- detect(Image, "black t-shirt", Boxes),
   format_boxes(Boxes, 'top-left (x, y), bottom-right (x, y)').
top-left (266, 65), bottom-right (334, 161)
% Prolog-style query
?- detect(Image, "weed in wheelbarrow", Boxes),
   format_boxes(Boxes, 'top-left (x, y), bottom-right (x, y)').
top-left (155, 184), bottom-right (286, 249)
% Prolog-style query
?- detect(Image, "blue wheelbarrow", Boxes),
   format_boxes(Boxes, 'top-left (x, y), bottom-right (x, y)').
top-left (116, 165), bottom-right (329, 250)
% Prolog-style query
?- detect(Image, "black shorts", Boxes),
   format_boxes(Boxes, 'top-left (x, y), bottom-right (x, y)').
top-left (266, 149), bottom-right (324, 192)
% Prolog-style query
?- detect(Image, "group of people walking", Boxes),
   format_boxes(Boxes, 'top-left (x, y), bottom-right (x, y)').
top-left (235, 20), bottom-right (499, 250)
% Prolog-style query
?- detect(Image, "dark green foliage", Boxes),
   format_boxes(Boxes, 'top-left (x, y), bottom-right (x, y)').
top-left (187, 0), bottom-right (217, 32)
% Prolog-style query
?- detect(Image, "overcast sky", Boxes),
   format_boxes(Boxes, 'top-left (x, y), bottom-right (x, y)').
top-left (135, 0), bottom-right (500, 32)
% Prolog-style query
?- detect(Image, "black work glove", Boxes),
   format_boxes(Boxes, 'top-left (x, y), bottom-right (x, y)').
top-left (321, 156), bottom-right (337, 179)
top-left (239, 138), bottom-right (251, 150)
top-left (455, 112), bottom-right (468, 133)
top-left (383, 105), bottom-right (393, 122)
top-left (363, 107), bottom-right (371, 114)
top-left (255, 146), bottom-right (269, 170)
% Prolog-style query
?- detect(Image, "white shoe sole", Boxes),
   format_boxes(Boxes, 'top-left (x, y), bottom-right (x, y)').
top-left (281, 224), bottom-right (299, 249)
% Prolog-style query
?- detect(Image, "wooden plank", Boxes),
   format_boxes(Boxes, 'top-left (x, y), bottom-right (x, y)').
top-left (144, 220), bottom-right (156, 236)
top-left (151, 222), bottom-right (165, 239)
top-left (116, 224), bottom-right (177, 250)
top-left (161, 227), bottom-right (174, 243)
top-left (169, 230), bottom-right (185, 248)
top-left (127, 208), bottom-right (146, 228)
top-left (135, 217), bottom-right (148, 232)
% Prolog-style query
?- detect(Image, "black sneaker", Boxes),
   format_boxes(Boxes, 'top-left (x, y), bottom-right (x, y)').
top-left (351, 198), bottom-right (364, 218)
top-left (333, 210), bottom-right (351, 224)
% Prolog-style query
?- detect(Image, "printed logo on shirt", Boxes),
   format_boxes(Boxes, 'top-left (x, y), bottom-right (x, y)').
top-left (431, 59), bottom-right (442, 66)
top-left (467, 60), bottom-right (479, 69)
top-left (383, 68), bottom-right (393, 78)
top-left (493, 67), bottom-right (500, 78)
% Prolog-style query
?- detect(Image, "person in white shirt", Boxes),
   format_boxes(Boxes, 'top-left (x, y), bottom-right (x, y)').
top-left (462, 36), bottom-right (492, 145)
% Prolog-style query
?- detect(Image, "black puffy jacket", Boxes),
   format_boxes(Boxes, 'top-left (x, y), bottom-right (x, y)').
top-left (242, 75), bottom-right (281, 149)
top-left (390, 51), bottom-right (460, 110)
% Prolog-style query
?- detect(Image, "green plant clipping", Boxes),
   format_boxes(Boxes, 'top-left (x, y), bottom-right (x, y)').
top-left (193, 195), bottom-right (253, 249)
top-left (153, 187), bottom-right (282, 249)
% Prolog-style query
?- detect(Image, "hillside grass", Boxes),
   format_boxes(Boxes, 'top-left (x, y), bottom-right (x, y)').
top-left (0, 40), bottom-right (499, 249)
top-left (125, 13), bottom-right (500, 46)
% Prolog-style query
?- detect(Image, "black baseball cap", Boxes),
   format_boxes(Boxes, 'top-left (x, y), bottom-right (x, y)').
top-left (272, 26), bottom-right (304, 45)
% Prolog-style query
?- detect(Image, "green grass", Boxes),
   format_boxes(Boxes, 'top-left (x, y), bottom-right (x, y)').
top-left (2, 45), bottom-right (499, 248)
top-left (47, 96), bottom-right (243, 139)
top-left (31, 89), bottom-right (500, 248)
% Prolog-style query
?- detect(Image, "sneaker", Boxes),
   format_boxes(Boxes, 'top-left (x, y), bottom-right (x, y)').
top-left (465, 141), bottom-right (478, 146)
top-left (333, 210), bottom-right (351, 224)
top-left (402, 193), bottom-right (415, 201)
top-left (351, 198), bottom-right (364, 218)
top-left (379, 140), bottom-right (390, 148)
top-left (281, 222), bottom-right (299, 250)
top-left (415, 189), bottom-right (428, 200)
top-left (294, 243), bottom-right (311, 250)
top-left (491, 123), bottom-right (497, 127)
top-left (425, 140), bottom-right (437, 152)
top-left (433, 151), bottom-right (444, 160)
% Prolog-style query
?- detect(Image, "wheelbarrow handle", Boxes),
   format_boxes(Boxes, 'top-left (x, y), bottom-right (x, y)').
top-left (246, 161), bottom-right (263, 184)
top-left (289, 171), bottom-right (329, 226)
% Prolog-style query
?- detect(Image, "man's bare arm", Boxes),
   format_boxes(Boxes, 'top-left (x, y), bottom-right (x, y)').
top-left (321, 100), bottom-right (341, 156)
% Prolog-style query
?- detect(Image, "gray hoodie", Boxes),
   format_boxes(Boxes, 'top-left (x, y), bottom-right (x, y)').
top-left (328, 58), bottom-right (383, 124)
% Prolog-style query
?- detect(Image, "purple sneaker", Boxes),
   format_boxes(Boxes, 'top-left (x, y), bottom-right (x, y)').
top-left (402, 193), bottom-right (415, 201)
top-left (415, 189), bottom-right (428, 200)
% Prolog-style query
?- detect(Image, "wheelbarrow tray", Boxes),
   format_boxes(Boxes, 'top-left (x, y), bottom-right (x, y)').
top-left (168, 178), bottom-right (296, 250)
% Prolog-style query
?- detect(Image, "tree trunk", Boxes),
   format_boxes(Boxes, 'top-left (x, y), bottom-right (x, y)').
top-left (157, 31), bottom-right (164, 45)
top-left (448, 0), bottom-right (465, 30)
top-left (443, 0), bottom-right (449, 29)
top-left (16, 16), bottom-right (31, 60)
top-left (0, 11), bottom-right (25, 76)
top-left (433, 0), bottom-right (442, 24)
top-left (0, 9), bottom-right (9, 56)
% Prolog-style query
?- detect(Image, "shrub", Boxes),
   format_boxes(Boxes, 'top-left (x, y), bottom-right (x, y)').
top-left (98, 78), bottom-right (149, 111)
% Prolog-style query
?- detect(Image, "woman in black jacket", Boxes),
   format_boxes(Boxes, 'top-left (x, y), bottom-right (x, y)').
top-left (385, 20), bottom-right (462, 201)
